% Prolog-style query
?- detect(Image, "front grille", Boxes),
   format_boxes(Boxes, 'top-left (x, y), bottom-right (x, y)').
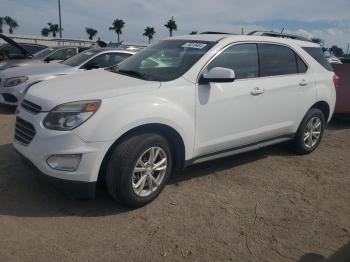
top-left (14, 117), bottom-right (36, 145)
top-left (21, 99), bottom-right (42, 114)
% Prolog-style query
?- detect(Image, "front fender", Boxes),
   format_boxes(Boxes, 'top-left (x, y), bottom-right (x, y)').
top-left (76, 93), bottom-right (195, 160)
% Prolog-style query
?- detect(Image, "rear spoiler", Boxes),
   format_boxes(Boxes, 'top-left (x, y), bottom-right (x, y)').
top-left (0, 33), bottom-right (33, 58)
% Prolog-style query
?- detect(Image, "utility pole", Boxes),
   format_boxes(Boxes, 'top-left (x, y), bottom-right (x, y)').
top-left (58, 0), bottom-right (62, 38)
top-left (347, 43), bottom-right (349, 55)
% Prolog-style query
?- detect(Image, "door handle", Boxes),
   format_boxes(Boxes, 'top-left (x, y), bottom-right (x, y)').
top-left (299, 79), bottom-right (308, 86)
top-left (250, 87), bottom-right (265, 96)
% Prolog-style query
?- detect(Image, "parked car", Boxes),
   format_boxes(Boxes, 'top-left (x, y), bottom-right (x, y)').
top-left (0, 48), bottom-right (136, 106)
top-left (0, 42), bottom-right (89, 71)
top-left (332, 63), bottom-right (350, 113)
top-left (0, 33), bottom-right (47, 62)
top-left (13, 34), bottom-right (336, 207)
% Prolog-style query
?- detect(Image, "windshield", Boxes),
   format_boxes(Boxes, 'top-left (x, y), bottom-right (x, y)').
top-left (32, 48), bottom-right (55, 59)
top-left (62, 49), bottom-right (101, 67)
top-left (112, 40), bottom-right (215, 81)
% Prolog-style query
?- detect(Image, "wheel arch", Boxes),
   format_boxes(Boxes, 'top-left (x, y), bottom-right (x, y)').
top-left (97, 123), bottom-right (186, 183)
top-left (310, 100), bottom-right (331, 122)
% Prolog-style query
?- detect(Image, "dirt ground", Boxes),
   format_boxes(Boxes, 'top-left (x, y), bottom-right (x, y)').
top-left (0, 104), bottom-right (349, 262)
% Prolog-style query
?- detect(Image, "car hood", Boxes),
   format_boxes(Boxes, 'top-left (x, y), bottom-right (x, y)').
top-left (25, 69), bottom-right (161, 111)
top-left (0, 62), bottom-right (73, 79)
top-left (0, 59), bottom-right (44, 71)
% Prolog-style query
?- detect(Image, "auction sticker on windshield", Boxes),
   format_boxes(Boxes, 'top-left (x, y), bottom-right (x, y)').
top-left (182, 43), bottom-right (207, 49)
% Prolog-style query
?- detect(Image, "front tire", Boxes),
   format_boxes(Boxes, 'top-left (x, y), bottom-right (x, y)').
top-left (106, 132), bottom-right (173, 208)
top-left (291, 108), bottom-right (325, 154)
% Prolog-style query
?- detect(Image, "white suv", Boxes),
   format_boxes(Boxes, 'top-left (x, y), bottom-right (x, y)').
top-left (13, 34), bottom-right (337, 207)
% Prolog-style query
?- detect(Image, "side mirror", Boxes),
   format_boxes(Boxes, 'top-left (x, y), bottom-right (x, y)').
top-left (201, 67), bottom-right (235, 83)
top-left (83, 63), bottom-right (99, 70)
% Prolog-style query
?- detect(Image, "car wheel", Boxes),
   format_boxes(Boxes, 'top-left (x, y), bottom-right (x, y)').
top-left (291, 108), bottom-right (325, 154)
top-left (106, 132), bottom-right (173, 207)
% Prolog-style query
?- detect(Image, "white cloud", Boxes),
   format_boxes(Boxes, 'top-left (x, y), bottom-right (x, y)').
top-left (1, 0), bottom-right (349, 50)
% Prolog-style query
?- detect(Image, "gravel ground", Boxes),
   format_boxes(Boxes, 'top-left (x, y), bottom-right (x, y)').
top-left (0, 104), bottom-right (349, 262)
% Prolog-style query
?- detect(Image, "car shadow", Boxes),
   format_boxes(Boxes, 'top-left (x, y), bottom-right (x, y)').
top-left (0, 104), bottom-right (16, 114)
top-left (299, 241), bottom-right (350, 262)
top-left (0, 141), bottom-right (293, 218)
top-left (0, 143), bottom-right (130, 217)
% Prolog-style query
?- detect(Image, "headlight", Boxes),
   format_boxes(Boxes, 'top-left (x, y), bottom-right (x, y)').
top-left (4, 76), bottom-right (28, 87)
top-left (43, 100), bottom-right (101, 131)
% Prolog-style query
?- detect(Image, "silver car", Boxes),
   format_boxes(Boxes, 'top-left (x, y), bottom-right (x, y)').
top-left (0, 48), bottom-right (135, 105)
top-left (0, 46), bottom-right (89, 71)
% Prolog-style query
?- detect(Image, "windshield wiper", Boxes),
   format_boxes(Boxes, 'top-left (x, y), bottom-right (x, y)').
top-left (116, 69), bottom-right (148, 80)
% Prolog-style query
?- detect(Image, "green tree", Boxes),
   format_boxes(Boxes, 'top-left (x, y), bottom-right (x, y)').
top-left (109, 19), bottom-right (125, 43)
top-left (164, 16), bottom-right (177, 37)
top-left (41, 27), bottom-right (50, 37)
top-left (85, 27), bottom-right (98, 40)
top-left (321, 47), bottom-right (328, 54)
top-left (143, 26), bottom-right (155, 44)
top-left (4, 16), bottom-right (18, 34)
top-left (329, 45), bottom-right (344, 57)
top-left (47, 22), bottom-right (62, 37)
top-left (0, 17), bottom-right (3, 33)
top-left (189, 31), bottom-right (197, 35)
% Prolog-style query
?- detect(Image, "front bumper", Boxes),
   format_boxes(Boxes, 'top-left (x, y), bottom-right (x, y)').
top-left (13, 108), bottom-right (113, 198)
top-left (14, 147), bottom-right (96, 199)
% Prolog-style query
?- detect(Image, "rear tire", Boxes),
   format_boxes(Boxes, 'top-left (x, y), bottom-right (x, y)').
top-left (105, 132), bottom-right (173, 208)
top-left (291, 108), bottom-right (325, 154)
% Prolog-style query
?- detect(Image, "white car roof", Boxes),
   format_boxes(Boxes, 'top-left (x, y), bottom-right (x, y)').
top-left (169, 34), bottom-right (320, 48)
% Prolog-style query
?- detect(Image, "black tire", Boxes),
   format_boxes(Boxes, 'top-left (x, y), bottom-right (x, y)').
top-left (106, 132), bottom-right (173, 208)
top-left (291, 108), bottom-right (325, 154)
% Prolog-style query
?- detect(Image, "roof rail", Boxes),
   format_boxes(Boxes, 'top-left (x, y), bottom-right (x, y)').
top-left (247, 31), bottom-right (312, 42)
top-left (200, 31), bottom-right (236, 35)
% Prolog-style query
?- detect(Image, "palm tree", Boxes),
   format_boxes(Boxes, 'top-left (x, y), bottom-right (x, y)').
top-left (329, 45), bottom-right (344, 57)
top-left (164, 16), bottom-right (177, 37)
top-left (109, 19), bottom-right (125, 43)
top-left (143, 26), bottom-right (155, 44)
top-left (47, 22), bottom-right (62, 37)
top-left (311, 37), bottom-right (324, 46)
top-left (86, 27), bottom-right (98, 40)
top-left (41, 27), bottom-right (50, 37)
top-left (0, 17), bottom-right (3, 33)
top-left (4, 16), bottom-right (18, 34)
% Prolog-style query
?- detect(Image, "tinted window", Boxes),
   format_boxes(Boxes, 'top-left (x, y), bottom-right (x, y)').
top-left (83, 53), bottom-right (131, 69)
top-left (63, 49), bottom-right (102, 67)
top-left (33, 48), bottom-right (55, 59)
top-left (296, 55), bottom-right (308, 73)
top-left (302, 47), bottom-right (333, 71)
top-left (48, 48), bottom-right (77, 61)
top-left (207, 44), bottom-right (259, 79)
top-left (258, 44), bottom-right (298, 77)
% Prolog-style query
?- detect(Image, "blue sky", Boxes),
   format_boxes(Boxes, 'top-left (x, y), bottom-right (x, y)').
top-left (1, 0), bottom-right (350, 50)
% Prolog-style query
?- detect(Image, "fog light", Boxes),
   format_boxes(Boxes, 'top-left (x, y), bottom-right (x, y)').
top-left (47, 154), bottom-right (82, 171)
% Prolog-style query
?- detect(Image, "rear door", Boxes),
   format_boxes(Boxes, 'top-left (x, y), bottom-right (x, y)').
top-left (255, 43), bottom-right (315, 135)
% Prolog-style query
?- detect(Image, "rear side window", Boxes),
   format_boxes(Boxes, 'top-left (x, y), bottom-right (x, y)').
top-left (258, 44), bottom-right (298, 77)
top-left (302, 47), bottom-right (333, 71)
top-left (207, 43), bottom-right (259, 79)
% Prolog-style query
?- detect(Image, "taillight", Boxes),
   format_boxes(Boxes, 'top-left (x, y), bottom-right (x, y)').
top-left (333, 74), bottom-right (340, 88)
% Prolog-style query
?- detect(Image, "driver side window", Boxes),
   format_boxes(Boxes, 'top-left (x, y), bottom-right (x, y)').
top-left (83, 53), bottom-right (132, 70)
top-left (207, 44), bottom-right (259, 80)
top-left (48, 48), bottom-right (77, 61)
